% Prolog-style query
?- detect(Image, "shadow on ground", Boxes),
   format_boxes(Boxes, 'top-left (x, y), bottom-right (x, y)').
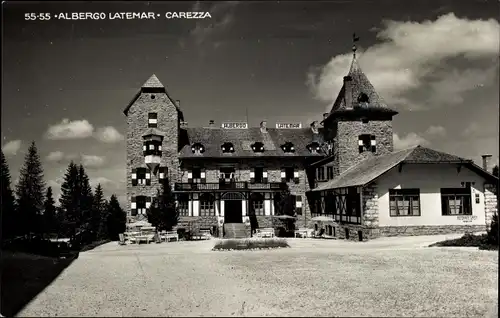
top-left (1, 251), bottom-right (78, 317)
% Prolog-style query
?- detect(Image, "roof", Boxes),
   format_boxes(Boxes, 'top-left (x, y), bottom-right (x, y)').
top-left (123, 74), bottom-right (183, 117)
top-left (179, 127), bottom-right (325, 159)
top-left (313, 145), bottom-right (497, 191)
top-left (325, 55), bottom-right (398, 121)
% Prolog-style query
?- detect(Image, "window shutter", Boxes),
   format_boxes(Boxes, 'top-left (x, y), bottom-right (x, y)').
top-left (295, 195), bottom-right (302, 215)
top-left (132, 168), bottom-right (138, 186)
top-left (250, 167), bottom-right (255, 184)
top-left (187, 171), bottom-right (192, 183)
top-left (200, 168), bottom-right (206, 183)
top-left (358, 138), bottom-right (364, 153)
top-left (131, 196), bottom-right (137, 216)
top-left (293, 170), bottom-right (299, 184)
top-left (143, 142), bottom-right (148, 156)
top-left (280, 168), bottom-right (286, 183)
top-left (145, 196), bottom-right (152, 209)
top-left (145, 172), bottom-right (151, 186)
top-left (263, 169), bottom-right (268, 183)
top-left (159, 167), bottom-right (165, 180)
top-left (370, 135), bottom-right (376, 152)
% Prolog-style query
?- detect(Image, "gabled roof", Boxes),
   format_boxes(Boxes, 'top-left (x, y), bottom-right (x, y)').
top-left (325, 55), bottom-right (398, 121)
top-left (312, 145), bottom-right (497, 191)
top-left (179, 127), bottom-right (325, 159)
top-left (123, 74), bottom-right (183, 117)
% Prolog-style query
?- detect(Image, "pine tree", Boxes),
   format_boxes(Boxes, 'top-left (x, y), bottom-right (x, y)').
top-left (1, 150), bottom-right (17, 239)
top-left (92, 184), bottom-right (108, 240)
top-left (15, 141), bottom-right (46, 238)
top-left (59, 161), bottom-right (80, 237)
top-left (493, 165), bottom-right (499, 178)
top-left (106, 194), bottom-right (126, 240)
top-left (147, 179), bottom-right (179, 231)
top-left (78, 164), bottom-right (94, 233)
top-left (274, 188), bottom-right (296, 216)
top-left (43, 187), bottom-right (57, 236)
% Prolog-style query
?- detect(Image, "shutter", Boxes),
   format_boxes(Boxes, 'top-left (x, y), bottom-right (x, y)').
top-left (370, 136), bottom-right (376, 152)
top-left (145, 197), bottom-right (152, 209)
top-left (132, 168), bottom-right (138, 186)
top-left (263, 170), bottom-right (268, 183)
top-left (188, 171), bottom-right (192, 183)
top-left (146, 172), bottom-right (151, 186)
top-left (159, 167), bottom-right (165, 180)
top-left (131, 196), bottom-right (137, 215)
top-left (250, 167), bottom-right (255, 183)
top-left (293, 170), bottom-right (299, 184)
top-left (200, 169), bottom-right (206, 183)
top-left (280, 168), bottom-right (286, 182)
top-left (295, 195), bottom-right (302, 215)
top-left (358, 139), bottom-right (364, 153)
top-left (143, 142), bottom-right (148, 156)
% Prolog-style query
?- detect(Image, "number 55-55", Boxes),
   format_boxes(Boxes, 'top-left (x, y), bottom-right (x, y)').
top-left (25, 13), bottom-right (51, 20)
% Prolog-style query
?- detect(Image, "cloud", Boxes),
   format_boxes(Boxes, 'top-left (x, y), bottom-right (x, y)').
top-left (2, 140), bottom-right (22, 156)
top-left (81, 155), bottom-right (105, 168)
top-left (187, 1), bottom-right (239, 47)
top-left (90, 176), bottom-right (115, 188)
top-left (393, 132), bottom-right (428, 150)
top-left (45, 118), bottom-right (94, 140)
top-left (424, 125), bottom-right (446, 138)
top-left (307, 13), bottom-right (500, 112)
top-left (94, 126), bottom-right (124, 143)
top-left (46, 151), bottom-right (65, 162)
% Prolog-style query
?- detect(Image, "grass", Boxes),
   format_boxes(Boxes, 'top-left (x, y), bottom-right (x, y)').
top-left (429, 233), bottom-right (498, 250)
top-left (212, 237), bottom-right (290, 251)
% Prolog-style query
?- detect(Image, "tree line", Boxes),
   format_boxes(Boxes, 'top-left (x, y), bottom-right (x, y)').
top-left (1, 141), bottom-right (126, 244)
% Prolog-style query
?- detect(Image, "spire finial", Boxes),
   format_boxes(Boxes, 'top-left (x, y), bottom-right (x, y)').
top-left (352, 33), bottom-right (360, 58)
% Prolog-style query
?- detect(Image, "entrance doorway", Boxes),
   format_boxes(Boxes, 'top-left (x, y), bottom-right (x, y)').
top-left (222, 192), bottom-right (244, 223)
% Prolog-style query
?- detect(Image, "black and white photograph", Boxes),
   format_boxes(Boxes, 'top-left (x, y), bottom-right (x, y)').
top-left (1, 0), bottom-right (499, 317)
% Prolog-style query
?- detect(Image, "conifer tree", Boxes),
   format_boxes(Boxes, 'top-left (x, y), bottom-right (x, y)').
top-left (43, 186), bottom-right (57, 235)
top-left (1, 150), bottom-right (17, 239)
top-left (147, 179), bottom-right (179, 231)
top-left (78, 164), bottom-right (94, 232)
top-left (15, 141), bottom-right (46, 238)
top-left (493, 165), bottom-right (499, 178)
top-left (59, 161), bottom-right (80, 237)
top-left (106, 194), bottom-right (126, 240)
top-left (92, 184), bottom-right (108, 240)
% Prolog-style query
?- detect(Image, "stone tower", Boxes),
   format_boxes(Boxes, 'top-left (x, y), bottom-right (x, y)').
top-left (322, 55), bottom-right (398, 176)
top-left (123, 74), bottom-right (183, 221)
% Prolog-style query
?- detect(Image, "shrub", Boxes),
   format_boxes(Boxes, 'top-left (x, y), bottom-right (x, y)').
top-left (429, 232), bottom-right (498, 250)
top-left (212, 238), bottom-right (290, 251)
top-left (487, 213), bottom-right (498, 245)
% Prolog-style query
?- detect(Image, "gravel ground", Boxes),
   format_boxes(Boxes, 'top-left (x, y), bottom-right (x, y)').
top-left (18, 235), bottom-right (498, 317)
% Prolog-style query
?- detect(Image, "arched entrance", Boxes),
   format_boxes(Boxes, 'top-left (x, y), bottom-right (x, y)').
top-left (222, 192), bottom-right (244, 223)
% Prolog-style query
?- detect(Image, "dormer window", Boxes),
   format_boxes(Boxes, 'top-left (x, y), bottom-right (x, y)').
top-left (143, 140), bottom-right (162, 156)
top-left (221, 142), bottom-right (235, 153)
top-left (357, 93), bottom-right (370, 108)
top-left (358, 134), bottom-right (376, 153)
top-left (148, 112), bottom-right (158, 128)
top-left (281, 142), bottom-right (295, 153)
top-left (307, 142), bottom-right (321, 154)
top-left (191, 142), bottom-right (205, 154)
top-left (251, 142), bottom-right (264, 153)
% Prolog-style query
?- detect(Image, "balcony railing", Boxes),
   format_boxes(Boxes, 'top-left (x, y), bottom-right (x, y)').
top-left (174, 181), bottom-right (287, 191)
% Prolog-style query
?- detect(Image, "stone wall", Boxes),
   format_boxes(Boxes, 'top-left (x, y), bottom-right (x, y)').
top-left (484, 184), bottom-right (498, 230)
top-left (379, 225), bottom-right (486, 237)
top-left (362, 184), bottom-right (379, 228)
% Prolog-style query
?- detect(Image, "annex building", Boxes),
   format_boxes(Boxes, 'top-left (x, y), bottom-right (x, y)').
top-left (123, 52), bottom-right (498, 240)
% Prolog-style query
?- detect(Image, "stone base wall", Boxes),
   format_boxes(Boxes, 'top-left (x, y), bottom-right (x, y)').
top-left (484, 184), bottom-right (498, 230)
top-left (379, 225), bottom-right (486, 237)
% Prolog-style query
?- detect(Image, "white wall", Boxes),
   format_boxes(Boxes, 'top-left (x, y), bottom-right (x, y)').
top-left (377, 164), bottom-right (487, 227)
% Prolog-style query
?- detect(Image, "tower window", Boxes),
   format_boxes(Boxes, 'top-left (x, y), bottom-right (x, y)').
top-left (148, 112), bottom-right (158, 128)
top-left (143, 140), bottom-right (162, 156)
top-left (131, 168), bottom-right (151, 186)
top-left (191, 142), bottom-right (205, 154)
top-left (221, 142), bottom-right (235, 153)
top-left (357, 93), bottom-right (370, 108)
top-left (358, 134), bottom-right (376, 153)
top-left (281, 142), bottom-right (295, 153)
top-left (251, 142), bottom-right (265, 153)
top-left (316, 167), bottom-right (326, 181)
top-left (131, 195), bottom-right (151, 216)
top-left (307, 142), bottom-right (321, 154)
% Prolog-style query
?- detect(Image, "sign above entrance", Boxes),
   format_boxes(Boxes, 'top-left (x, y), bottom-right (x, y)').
top-left (276, 122), bottom-right (302, 129)
top-left (221, 122), bottom-right (248, 129)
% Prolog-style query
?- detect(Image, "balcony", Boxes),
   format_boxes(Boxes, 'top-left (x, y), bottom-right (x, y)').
top-left (174, 181), bottom-right (287, 192)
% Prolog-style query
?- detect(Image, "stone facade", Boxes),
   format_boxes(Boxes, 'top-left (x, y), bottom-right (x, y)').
top-left (484, 183), bottom-right (498, 229)
top-left (378, 225), bottom-right (486, 237)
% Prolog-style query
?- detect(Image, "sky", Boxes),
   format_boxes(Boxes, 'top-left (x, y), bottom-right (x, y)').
top-left (2, 0), bottom-right (499, 206)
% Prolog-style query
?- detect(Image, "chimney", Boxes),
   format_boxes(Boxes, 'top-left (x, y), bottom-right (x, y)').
top-left (343, 76), bottom-right (353, 109)
top-left (482, 154), bottom-right (492, 172)
top-left (176, 100), bottom-right (181, 108)
top-left (209, 120), bottom-right (215, 128)
top-left (260, 120), bottom-right (267, 133)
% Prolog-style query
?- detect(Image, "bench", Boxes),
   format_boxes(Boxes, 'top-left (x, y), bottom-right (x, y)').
top-left (294, 228), bottom-right (309, 238)
top-left (160, 231), bottom-right (179, 242)
top-left (256, 228), bottom-right (275, 238)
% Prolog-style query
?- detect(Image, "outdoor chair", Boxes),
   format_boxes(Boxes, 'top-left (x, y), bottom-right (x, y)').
top-left (118, 233), bottom-right (126, 245)
top-left (163, 231), bottom-right (179, 242)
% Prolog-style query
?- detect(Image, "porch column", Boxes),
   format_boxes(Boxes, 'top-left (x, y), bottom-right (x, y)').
top-left (220, 199), bottom-right (225, 217)
top-left (241, 199), bottom-right (247, 216)
top-left (192, 193), bottom-right (199, 217)
top-left (188, 193), bottom-right (193, 216)
top-left (264, 193), bottom-right (271, 216)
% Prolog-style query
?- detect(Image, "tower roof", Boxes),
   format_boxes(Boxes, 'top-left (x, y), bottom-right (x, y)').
top-left (142, 74), bottom-right (164, 88)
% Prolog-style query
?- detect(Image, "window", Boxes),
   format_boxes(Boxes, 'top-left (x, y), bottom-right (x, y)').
top-left (221, 142), bottom-right (235, 153)
top-left (326, 166), bottom-right (334, 180)
top-left (281, 167), bottom-right (297, 183)
top-left (199, 193), bottom-right (215, 216)
top-left (191, 142), bottom-right (205, 154)
top-left (177, 194), bottom-right (189, 216)
top-left (158, 167), bottom-right (168, 183)
top-left (316, 167), bottom-right (326, 181)
top-left (281, 142), bottom-right (295, 153)
top-left (324, 191), bottom-right (335, 215)
top-left (251, 167), bottom-right (265, 183)
top-left (188, 168), bottom-right (205, 184)
top-left (357, 93), bottom-right (370, 108)
top-left (250, 193), bottom-right (265, 216)
top-left (131, 196), bottom-right (150, 216)
top-left (358, 134), bottom-right (376, 153)
top-left (148, 113), bottom-right (158, 128)
top-left (389, 189), bottom-right (421, 216)
top-left (441, 188), bottom-right (472, 215)
top-left (220, 167), bottom-right (235, 180)
top-left (132, 168), bottom-right (151, 186)
top-left (251, 142), bottom-right (265, 153)
top-left (307, 142), bottom-right (321, 154)
top-left (143, 140), bottom-right (162, 156)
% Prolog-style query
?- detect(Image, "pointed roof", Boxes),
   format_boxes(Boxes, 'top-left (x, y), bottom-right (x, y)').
top-left (325, 54), bottom-right (397, 120)
top-left (142, 74), bottom-right (164, 88)
top-left (312, 145), bottom-right (497, 191)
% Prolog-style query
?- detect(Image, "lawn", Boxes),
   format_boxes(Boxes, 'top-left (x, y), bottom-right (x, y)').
top-left (17, 236), bottom-right (498, 317)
